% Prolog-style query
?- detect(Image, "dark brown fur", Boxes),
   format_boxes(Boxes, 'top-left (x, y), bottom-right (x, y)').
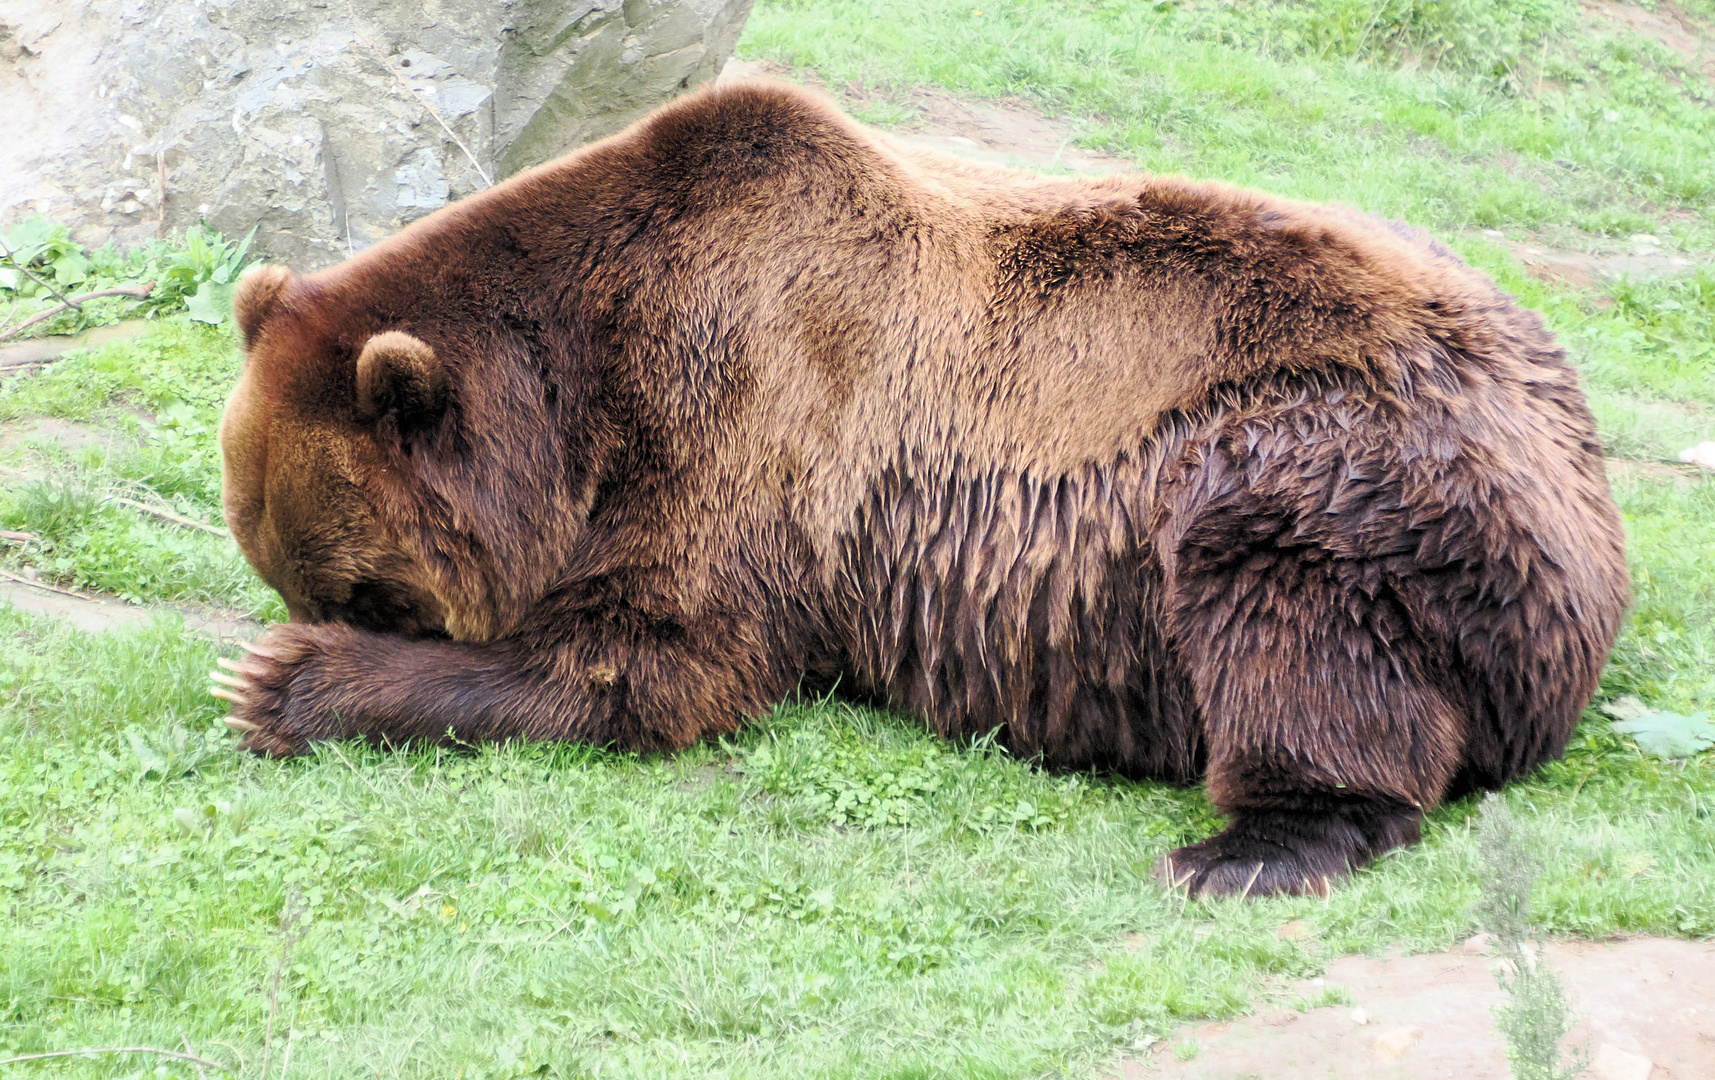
top-left (216, 80), bottom-right (1629, 898)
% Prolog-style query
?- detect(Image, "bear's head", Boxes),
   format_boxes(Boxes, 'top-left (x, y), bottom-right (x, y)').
top-left (219, 265), bottom-right (458, 638)
top-left (220, 261), bottom-right (585, 643)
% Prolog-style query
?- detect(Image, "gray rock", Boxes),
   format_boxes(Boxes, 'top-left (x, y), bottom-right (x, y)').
top-left (0, 0), bottom-right (753, 268)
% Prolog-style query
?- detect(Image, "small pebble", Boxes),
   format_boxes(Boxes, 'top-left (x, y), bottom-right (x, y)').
top-left (1349, 1008), bottom-right (1369, 1026)
top-left (1679, 441), bottom-right (1715, 470)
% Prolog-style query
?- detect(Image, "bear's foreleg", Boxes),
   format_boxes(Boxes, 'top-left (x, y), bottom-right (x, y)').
top-left (210, 618), bottom-right (777, 756)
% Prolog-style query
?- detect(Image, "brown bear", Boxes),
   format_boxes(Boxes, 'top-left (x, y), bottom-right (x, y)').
top-left (213, 79), bottom-right (1630, 899)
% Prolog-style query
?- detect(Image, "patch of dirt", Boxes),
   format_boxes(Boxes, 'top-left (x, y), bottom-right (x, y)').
top-left (720, 58), bottom-right (1133, 175)
top-left (0, 319), bottom-right (151, 373)
top-left (0, 416), bottom-right (113, 458)
top-left (1474, 229), bottom-right (1710, 288)
top-left (0, 573), bottom-right (260, 640)
top-left (1606, 458), bottom-right (1708, 485)
top-left (1113, 936), bottom-right (1715, 1079)
top-left (1583, 0), bottom-right (1715, 81)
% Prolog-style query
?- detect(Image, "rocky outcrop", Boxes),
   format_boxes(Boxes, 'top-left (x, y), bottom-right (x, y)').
top-left (0, 0), bottom-right (753, 267)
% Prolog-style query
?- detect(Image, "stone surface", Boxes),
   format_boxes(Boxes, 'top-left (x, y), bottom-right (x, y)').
top-left (0, 0), bottom-right (753, 267)
top-left (1130, 937), bottom-right (1715, 1079)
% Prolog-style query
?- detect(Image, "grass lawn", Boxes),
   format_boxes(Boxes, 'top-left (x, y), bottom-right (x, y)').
top-left (3, 1), bottom-right (1714, 1077)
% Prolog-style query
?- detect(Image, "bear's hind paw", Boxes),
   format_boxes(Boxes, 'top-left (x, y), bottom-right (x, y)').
top-left (1155, 802), bottom-right (1419, 900)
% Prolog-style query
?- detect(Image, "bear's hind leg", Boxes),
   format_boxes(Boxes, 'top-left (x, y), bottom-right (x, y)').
top-left (1162, 543), bottom-right (1462, 899)
top-left (1160, 785), bottom-right (1428, 900)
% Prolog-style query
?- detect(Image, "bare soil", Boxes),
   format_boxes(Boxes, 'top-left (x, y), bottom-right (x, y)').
top-left (0, 318), bottom-right (151, 372)
top-left (1482, 232), bottom-right (1708, 290)
top-left (0, 573), bottom-right (258, 640)
top-left (1583, 0), bottom-right (1715, 81)
top-left (1114, 936), bottom-right (1715, 1080)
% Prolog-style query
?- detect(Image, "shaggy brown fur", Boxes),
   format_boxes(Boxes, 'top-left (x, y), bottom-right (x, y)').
top-left (215, 79), bottom-right (1629, 899)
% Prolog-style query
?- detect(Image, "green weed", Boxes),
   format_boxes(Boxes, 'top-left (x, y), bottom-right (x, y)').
top-left (0, 217), bottom-right (253, 339)
top-left (1473, 794), bottom-right (1588, 1080)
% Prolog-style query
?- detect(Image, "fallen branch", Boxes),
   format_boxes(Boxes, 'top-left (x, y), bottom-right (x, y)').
top-left (181, 1035), bottom-right (212, 1080)
top-left (0, 1046), bottom-right (227, 1071)
top-left (0, 529), bottom-right (38, 543)
top-left (0, 567), bottom-right (88, 598)
top-left (112, 496), bottom-right (230, 538)
top-left (0, 283), bottom-right (156, 342)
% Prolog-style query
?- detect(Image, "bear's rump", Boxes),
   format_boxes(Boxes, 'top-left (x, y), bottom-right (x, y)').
top-left (829, 357), bottom-right (1624, 791)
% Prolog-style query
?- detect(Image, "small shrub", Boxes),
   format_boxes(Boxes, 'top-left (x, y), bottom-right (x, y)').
top-left (1473, 794), bottom-right (1588, 1080)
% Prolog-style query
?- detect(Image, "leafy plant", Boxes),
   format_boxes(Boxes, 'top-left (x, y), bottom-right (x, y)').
top-left (156, 224), bottom-right (257, 324)
top-left (1602, 696), bottom-right (1715, 759)
top-left (1472, 795), bottom-right (1588, 1080)
top-left (0, 216), bottom-right (256, 337)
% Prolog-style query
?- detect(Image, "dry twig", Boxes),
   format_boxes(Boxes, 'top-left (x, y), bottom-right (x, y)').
top-left (0, 567), bottom-right (89, 599)
top-left (112, 496), bottom-right (231, 537)
top-left (0, 1046), bottom-right (227, 1070)
top-left (0, 283), bottom-right (156, 342)
top-left (181, 1034), bottom-right (212, 1080)
top-left (348, 11), bottom-right (493, 188)
top-left (261, 892), bottom-right (308, 1080)
top-left (0, 236), bottom-right (83, 313)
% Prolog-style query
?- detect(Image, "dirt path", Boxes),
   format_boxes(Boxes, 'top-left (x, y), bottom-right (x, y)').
top-left (1, 573), bottom-right (258, 639)
top-left (1115, 936), bottom-right (1714, 1080)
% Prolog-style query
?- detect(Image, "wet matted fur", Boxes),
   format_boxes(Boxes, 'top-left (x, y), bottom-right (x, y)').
top-left (214, 80), bottom-right (1629, 899)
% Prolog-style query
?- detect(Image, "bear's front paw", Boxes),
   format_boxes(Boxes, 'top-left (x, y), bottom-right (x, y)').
top-left (209, 623), bottom-right (335, 757)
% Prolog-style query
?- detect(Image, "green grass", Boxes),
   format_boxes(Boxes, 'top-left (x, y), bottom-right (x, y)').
top-left (741, 0), bottom-right (1715, 246)
top-left (3, 1), bottom-right (1715, 1076)
top-left (0, 320), bottom-right (282, 617)
top-left (0, 610), bottom-right (1710, 1079)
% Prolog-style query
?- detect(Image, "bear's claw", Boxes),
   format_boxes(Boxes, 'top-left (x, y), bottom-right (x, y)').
top-left (210, 669), bottom-right (253, 691)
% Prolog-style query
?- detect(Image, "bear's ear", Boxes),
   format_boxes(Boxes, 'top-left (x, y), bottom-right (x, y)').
top-left (355, 330), bottom-right (447, 433)
top-left (233, 265), bottom-right (293, 350)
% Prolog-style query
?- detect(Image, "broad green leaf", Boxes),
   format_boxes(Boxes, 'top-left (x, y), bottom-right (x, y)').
top-left (1611, 711), bottom-right (1715, 759)
top-left (185, 280), bottom-right (235, 324)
